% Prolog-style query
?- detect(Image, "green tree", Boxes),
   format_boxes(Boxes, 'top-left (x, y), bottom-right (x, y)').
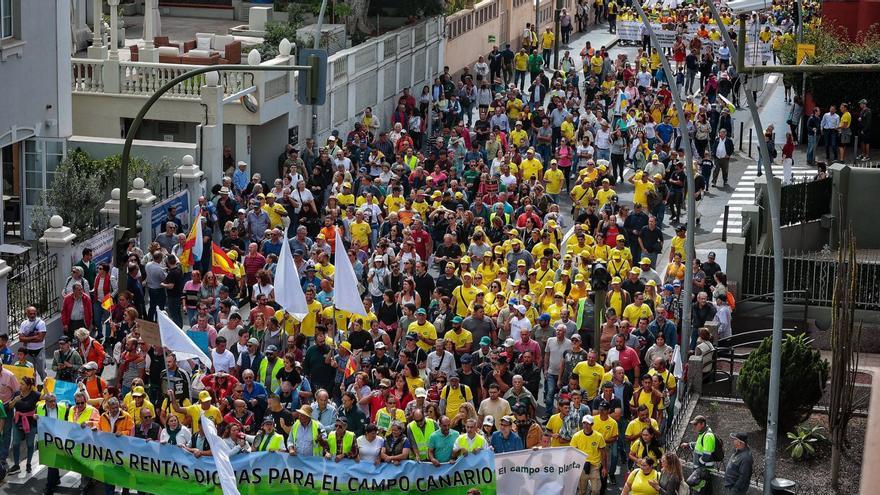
top-left (737, 333), bottom-right (829, 433)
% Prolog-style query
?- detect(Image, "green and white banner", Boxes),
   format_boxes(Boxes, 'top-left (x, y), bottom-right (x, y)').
top-left (38, 418), bottom-right (496, 495)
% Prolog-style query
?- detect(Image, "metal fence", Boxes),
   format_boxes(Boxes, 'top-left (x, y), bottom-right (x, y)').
top-left (7, 247), bottom-right (60, 337)
top-left (779, 176), bottom-right (832, 226)
top-left (154, 174), bottom-right (186, 202)
top-left (664, 380), bottom-right (693, 452)
top-left (740, 251), bottom-right (880, 311)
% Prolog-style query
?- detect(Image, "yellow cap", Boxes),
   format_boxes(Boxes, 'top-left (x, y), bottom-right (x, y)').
top-left (640, 257), bottom-right (652, 265)
top-left (574, 274), bottom-right (585, 282)
top-left (545, 281), bottom-right (554, 289)
top-left (523, 295), bottom-right (533, 302)
top-left (517, 259), bottom-right (526, 266)
top-left (646, 280), bottom-right (657, 287)
top-left (339, 341), bottom-right (352, 352)
top-left (199, 390), bottom-right (212, 403)
top-left (611, 277), bottom-right (621, 284)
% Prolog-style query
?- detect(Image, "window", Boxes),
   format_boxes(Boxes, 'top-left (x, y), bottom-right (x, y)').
top-left (1, 0), bottom-right (12, 39)
top-left (24, 139), bottom-right (66, 206)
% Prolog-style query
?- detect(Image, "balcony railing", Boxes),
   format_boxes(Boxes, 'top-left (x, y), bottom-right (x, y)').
top-left (71, 59), bottom-right (273, 100)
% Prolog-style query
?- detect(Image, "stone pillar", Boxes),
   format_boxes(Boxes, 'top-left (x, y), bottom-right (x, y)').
top-left (100, 188), bottom-right (121, 226)
top-left (234, 124), bottom-right (251, 169)
top-left (138, 0), bottom-right (159, 62)
top-left (199, 72), bottom-right (225, 189)
top-left (40, 216), bottom-right (77, 320)
top-left (828, 164), bottom-right (850, 250)
top-left (740, 205), bottom-right (760, 253)
top-left (108, 0), bottom-right (120, 59)
top-left (0, 259), bottom-right (11, 336)
top-left (174, 155), bottom-right (205, 210)
top-left (88, 0), bottom-right (107, 59)
top-left (725, 236), bottom-right (746, 287)
top-left (129, 177), bottom-right (157, 250)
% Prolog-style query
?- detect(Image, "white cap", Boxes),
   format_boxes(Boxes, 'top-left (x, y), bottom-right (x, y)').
top-left (582, 414), bottom-right (594, 424)
top-left (515, 305), bottom-right (527, 314)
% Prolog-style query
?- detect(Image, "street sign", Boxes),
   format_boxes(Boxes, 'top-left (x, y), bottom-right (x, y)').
top-left (488, 35), bottom-right (496, 43)
top-left (796, 43), bottom-right (815, 65)
top-left (297, 48), bottom-right (328, 106)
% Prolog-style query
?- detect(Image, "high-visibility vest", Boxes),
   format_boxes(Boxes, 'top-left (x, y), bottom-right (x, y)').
top-left (37, 402), bottom-right (69, 420)
top-left (258, 357), bottom-right (284, 391)
top-left (255, 432), bottom-right (285, 451)
top-left (327, 430), bottom-right (355, 456)
top-left (290, 420), bottom-right (324, 456)
top-left (455, 433), bottom-right (486, 453)
top-left (68, 405), bottom-right (97, 425)
top-left (408, 420), bottom-right (437, 460)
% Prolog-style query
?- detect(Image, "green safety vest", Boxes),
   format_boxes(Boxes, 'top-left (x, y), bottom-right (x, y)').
top-left (290, 420), bottom-right (324, 456)
top-left (258, 357), bottom-right (284, 392)
top-left (408, 420), bottom-right (437, 460)
top-left (255, 432), bottom-right (285, 452)
top-left (327, 430), bottom-right (355, 456)
top-left (68, 405), bottom-right (97, 425)
top-left (37, 402), bottom-right (69, 420)
top-left (455, 433), bottom-right (486, 453)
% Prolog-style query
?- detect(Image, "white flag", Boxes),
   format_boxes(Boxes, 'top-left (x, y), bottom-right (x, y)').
top-left (558, 225), bottom-right (577, 260)
top-left (158, 310), bottom-right (212, 368)
top-left (192, 215), bottom-right (204, 262)
top-left (199, 415), bottom-right (241, 495)
top-left (672, 344), bottom-right (684, 379)
top-left (274, 227), bottom-right (308, 320)
top-left (333, 230), bottom-right (367, 316)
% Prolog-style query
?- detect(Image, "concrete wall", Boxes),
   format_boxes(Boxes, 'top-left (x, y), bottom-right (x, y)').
top-left (0, 0), bottom-right (72, 147)
top-left (840, 166), bottom-right (880, 248)
top-left (69, 135), bottom-right (197, 165)
top-left (249, 114), bottom-right (288, 180)
top-left (780, 220), bottom-right (829, 252)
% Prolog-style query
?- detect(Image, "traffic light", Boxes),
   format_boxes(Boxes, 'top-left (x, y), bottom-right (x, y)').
top-left (590, 261), bottom-right (611, 292)
top-left (297, 48), bottom-right (328, 106)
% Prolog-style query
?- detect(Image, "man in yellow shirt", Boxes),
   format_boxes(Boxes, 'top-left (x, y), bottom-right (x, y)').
top-left (595, 179), bottom-right (616, 209)
top-left (509, 121), bottom-right (529, 149)
top-left (520, 148), bottom-right (543, 181)
top-left (546, 400), bottom-right (572, 446)
top-left (572, 350), bottom-right (605, 399)
top-left (444, 316), bottom-right (473, 357)
top-left (540, 27), bottom-right (555, 68)
top-left (571, 415), bottom-right (607, 495)
top-left (544, 160), bottom-right (565, 201)
top-left (629, 171), bottom-right (655, 209)
top-left (297, 287), bottom-right (324, 341)
top-left (407, 308), bottom-right (437, 352)
top-left (261, 193), bottom-right (288, 228)
top-left (669, 225), bottom-right (687, 262)
top-left (452, 273), bottom-right (479, 317)
top-left (514, 49), bottom-right (530, 91)
top-left (169, 390), bottom-right (222, 433)
top-left (336, 183), bottom-right (355, 207)
top-left (384, 186), bottom-right (405, 213)
top-left (349, 209), bottom-right (372, 248)
top-left (622, 293), bottom-right (654, 325)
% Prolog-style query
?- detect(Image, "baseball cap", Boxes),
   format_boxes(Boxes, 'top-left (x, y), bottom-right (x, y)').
top-left (414, 387), bottom-right (428, 398)
top-left (582, 415), bottom-right (594, 424)
top-left (82, 361), bottom-right (98, 371)
top-left (452, 315), bottom-right (463, 324)
top-left (539, 313), bottom-right (550, 321)
top-left (483, 416), bottom-right (495, 426)
top-left (690, 415), bottom-right (707, 425)
top-left (199, 391), bottom-right (213, 403)
top-left (415, 308), bottom-right (427, 315)
top-left (460, 353), bottom-right (473, 364)
top-left (479, 336), bottom-right (492, 346)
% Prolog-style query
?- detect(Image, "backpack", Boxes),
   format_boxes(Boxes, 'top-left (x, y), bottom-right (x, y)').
top-left (710, 432), bottom-right (725, 462)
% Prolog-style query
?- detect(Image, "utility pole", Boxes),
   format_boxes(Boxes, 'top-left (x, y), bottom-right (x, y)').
top-left (554, 0), bottom-right (563, 69)
top-left (706, 6), bottom-right (785, 493)
top-left (311, 0), bottom-right (329, 141)
top-left (631, 0), bottom-right (695, 367)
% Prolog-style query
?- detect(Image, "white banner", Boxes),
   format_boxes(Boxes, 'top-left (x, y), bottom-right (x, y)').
top-left (496, 447), bottom-right (585, 495)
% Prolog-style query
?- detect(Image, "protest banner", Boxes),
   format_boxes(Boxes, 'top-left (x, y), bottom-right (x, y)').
top-left (137, 319), bottom-right (162, 348)
top-left (39, 417), bottom-right (497, 495)
top-left (7, 364), bottom-right (35, 385)
top-left (151, 190), bottom-right (191, 239)
top-left (495, 447), bottom-right (585, 495)
top-left (43, 377), bottom-right (78, 404)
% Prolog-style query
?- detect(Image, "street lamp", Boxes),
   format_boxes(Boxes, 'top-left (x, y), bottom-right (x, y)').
top-left (704, 4), bottom-right (786, 493)
top-left (630, 0), bottom-right (696, 367)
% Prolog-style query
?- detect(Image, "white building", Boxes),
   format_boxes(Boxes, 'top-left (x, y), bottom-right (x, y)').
top-left (0, 0), bottom-right (73, 242)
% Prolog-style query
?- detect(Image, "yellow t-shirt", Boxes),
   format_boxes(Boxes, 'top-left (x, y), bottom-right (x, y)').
top-left (571, 185), bottom-right (594, 208)
top-left (274, 309), bottom-right (298, 335)
top-left (510, 129), bottom-right (529, 149)
top-left (591, 55), bottom-right (603, 75)
top-left (541, 32), bottom-right (555, 50)
top-left (384, 195), bottom-right (405, 213)
top-left (452, 284), bottom-right (479, 317)
top-left (596, 188), bottom-right (616, 208)
top-left (514, 53), bottom-right (529, 71)
top-left (507, 99), bottom-right (523, 120)
top-left (671, 236), bottom-right (687, 261)
top-left (322, 306), bottom-right (351, 334)
top-left (477, 262), bottom-right (500, 282)
top-left (408, 321), bottom-right (437, 352)
top-left (127, 400), bottom-right (156, 425)
top-left (350, 220), bottom-right (372, 247)
top-left (336, 193), bottom-right (355, 207)
top-left (625, 417), bottom-right (660, 439)
top-left (622, 303), bottom-right (654, 325)
top-left (626, 468), bottom-right (661, 495)
top-left (546, 413), bottom-right (568, 446)
top-left (297, 300), bottom-right (324, 337)
top-left (632, 180), bottom-right (655, 209)
top-left (412, 201), bottom-right (430, 219)
top-left (520, 158), bottom-right (543, 181)
top-left (570, 429), bottom-right (606, 466)
top-left (544, 168), bottom-right (565, 195)
top-left (648, 368), bottom-right (677, 392)
top-left (629, 388), bottom-right (665, 419)
top-left (592, 415), bottom-right (619, 443)
top-left (443, 329), bottom-right (473, 352)
top-left (572, 362), bottom-right (606, 399)
top-left (184, 404), bottom-right (222, 433)
top-left (840, 112), bottom-right (851, 129)
top-left (262, 203), bottom-right (287, 229)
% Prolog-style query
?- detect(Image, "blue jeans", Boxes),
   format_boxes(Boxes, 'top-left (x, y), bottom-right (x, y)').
top-left (611, 417), bottom-right (628, 476)
top-left (596, 148), bottom-right (611, 161)
top-left (807, 133), bottom-right (817, 164)
top-left (537, 144), bottom-right (552, 166)
top-left (652, 203), bottom-right (666, 227)
top-left (93, 301), bottom-right (108, 339)
top-left (824, 129), bottom-right (838, 160)
top-left (544, 374), bottom-right (559, 416)
top-left (11, 426), bottom-right (36, 466)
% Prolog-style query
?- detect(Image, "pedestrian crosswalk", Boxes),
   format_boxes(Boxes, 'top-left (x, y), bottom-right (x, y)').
top-left (711, 162), bottom-right (814, 234)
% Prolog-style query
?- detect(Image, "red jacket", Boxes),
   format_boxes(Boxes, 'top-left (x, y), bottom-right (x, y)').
top-left (61, 292), bottom-right (93, 329)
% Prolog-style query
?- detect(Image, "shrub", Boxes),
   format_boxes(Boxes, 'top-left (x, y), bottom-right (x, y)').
top-left (737, 333), bottom-right (829, 433)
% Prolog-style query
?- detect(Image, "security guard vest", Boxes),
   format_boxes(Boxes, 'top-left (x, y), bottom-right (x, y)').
top-left (408, 420), bottom-right (437, 460)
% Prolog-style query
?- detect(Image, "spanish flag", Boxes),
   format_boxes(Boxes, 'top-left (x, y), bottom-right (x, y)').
top-left (179, 217), bottom-right (203, 272)
top-left (344, 355), bottom-right (358, 379)
top-left (211, 243), bottom-right (235, 277)
top-left (101, 294), bottom-right (114, 311)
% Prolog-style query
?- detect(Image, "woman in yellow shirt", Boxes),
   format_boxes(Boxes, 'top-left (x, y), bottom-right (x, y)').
top-left (664, 253), bottom-right (686, 284)
top-left (622, 457), bottom-right (661, 495)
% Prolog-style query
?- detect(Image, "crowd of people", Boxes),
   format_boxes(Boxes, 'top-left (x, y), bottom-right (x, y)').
top-left (17, 2), bottom-right (868, 495)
